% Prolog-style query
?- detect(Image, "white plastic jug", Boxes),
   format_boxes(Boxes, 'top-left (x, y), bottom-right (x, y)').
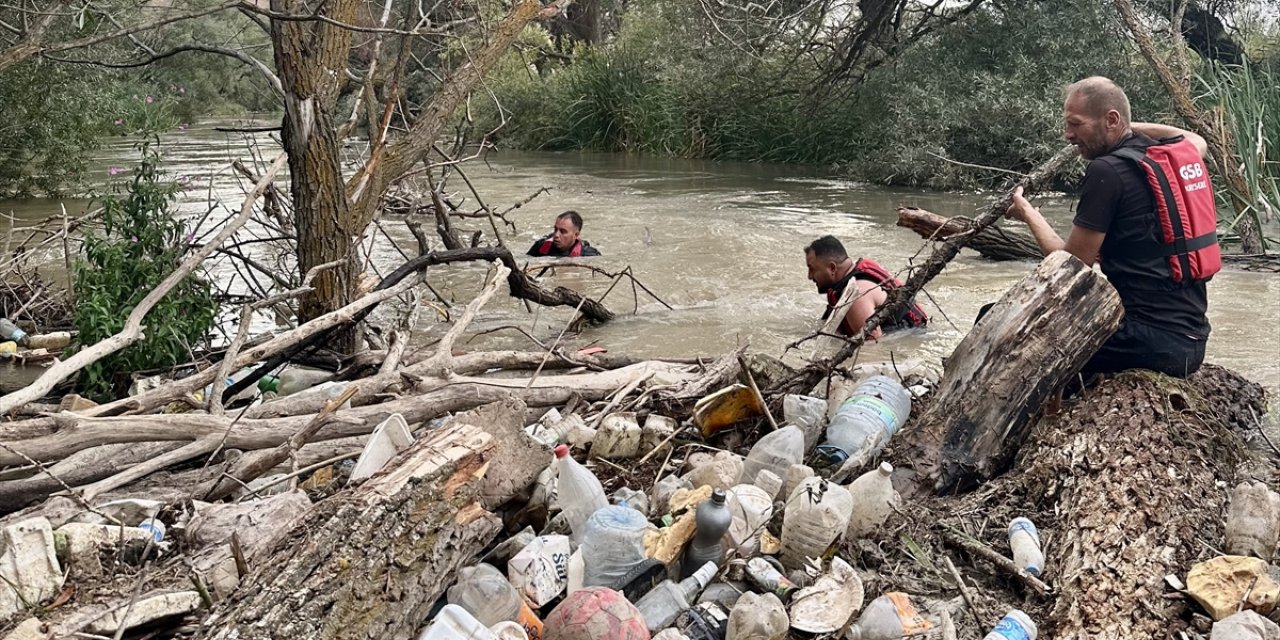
top-left (580, 504), bottom-right (649, 588)
top-left (739, 426), bottom-right (804, 486)
top-left (846, 462), bottom-right (900, 540)
top-left (552, 444), bottom-right (608, 545)
top-left (780, 477), bottom-right (852, 570)
top-left (818, 376), bottom-right (911, 465)
top-left (420, 604), bottom-right (530, 640)
top-left (725, 484), bottom-right (773, 556)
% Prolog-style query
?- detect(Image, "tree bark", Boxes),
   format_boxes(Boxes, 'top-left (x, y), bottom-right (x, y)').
top-left (896, 206), bottom-right (1041, 261)
top-left (196, 420), bottom-right (503, 640)
top-left (899, 251), bottom-right (1124, 493)
top-left (1179, 2), bottom-right (1244, 65)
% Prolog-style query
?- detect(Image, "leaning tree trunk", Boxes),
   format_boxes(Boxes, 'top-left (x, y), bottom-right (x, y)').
top-left (198, 419), bottom-right (504, 640)
top-left (900, 251), bottom-right (1124, 493)
top-left (896, 206), bottom-right (1041, 261)
top-left (271, 0), bottom-right (363, 354)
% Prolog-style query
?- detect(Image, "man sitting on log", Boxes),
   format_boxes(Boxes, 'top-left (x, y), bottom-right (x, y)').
top-left (804, 235), bottom-right (928, 338)
top-left (527, 210), bottom-right (602, 257)
top-left (1005, 76), bottom-right (1220, 377)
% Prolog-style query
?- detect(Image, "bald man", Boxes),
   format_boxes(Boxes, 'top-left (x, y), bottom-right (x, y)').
top-left (1005, 76), bottom-right (1219, 377)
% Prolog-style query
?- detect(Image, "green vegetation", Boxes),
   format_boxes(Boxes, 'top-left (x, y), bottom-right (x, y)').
top-left (1201, 59), bottom-right (1280, 243)
top-left (73, 110), bottom-right (217, 399)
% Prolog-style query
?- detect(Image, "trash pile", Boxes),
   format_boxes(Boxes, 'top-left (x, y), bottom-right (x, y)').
top-left (0, 356), bottom-right (1275, 640)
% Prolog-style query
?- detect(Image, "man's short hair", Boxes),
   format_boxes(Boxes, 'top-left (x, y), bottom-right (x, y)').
top-left (1065, 76), bottom-right (1131, 126)
top-left (805, 235), bottom-right (848, 262)
top-left (557, 210), bottom-right (584, 231)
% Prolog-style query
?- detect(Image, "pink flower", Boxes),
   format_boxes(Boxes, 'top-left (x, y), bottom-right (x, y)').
top-left (145, 95), bottom-right (154, 104)
top-left (108, 167), bottom-right (121, 176)
top-left (130, 235), bottom-right (138, 242)
top-left (114, 118), bottom-right (123, 126)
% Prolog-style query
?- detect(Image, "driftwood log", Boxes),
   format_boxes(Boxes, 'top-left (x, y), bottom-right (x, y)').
top-left (896, 206), bottom-right (1041, 261)
top-left (901, 251), bottom-right (1124, 493)
top-left (197, 416), bottom-right (508, 640)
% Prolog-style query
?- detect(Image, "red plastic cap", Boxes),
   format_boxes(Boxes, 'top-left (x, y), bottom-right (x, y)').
top-left (555, 444), bottom-right (570, 458)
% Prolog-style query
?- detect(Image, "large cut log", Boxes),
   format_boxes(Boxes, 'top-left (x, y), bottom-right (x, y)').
top-left (197, 419), bottom-right (503, 640)
top-left (900, 251), bottom-right (1123, 493)
top-left (896, 206), bottom-right (1041, 261)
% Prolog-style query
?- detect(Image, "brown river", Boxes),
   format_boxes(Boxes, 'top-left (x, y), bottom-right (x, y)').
top-left (1, 120), bottom-right (1277, 416)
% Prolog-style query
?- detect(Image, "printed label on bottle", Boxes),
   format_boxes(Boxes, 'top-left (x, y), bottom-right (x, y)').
top-left (887, 592), bottom-right (933, 635)
top-left (843, 396), bottom-right (898, 434)
top-left (991, 616), bottom-right (1031, 640)
top-left (517, 600), bottom-right (544, 640)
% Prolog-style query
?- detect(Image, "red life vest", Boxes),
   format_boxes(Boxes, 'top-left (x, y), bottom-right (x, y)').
top-left (535, 238), bottom-right (583, 257)
top-left (1112, 138), bottom-right (1221, 284)
top-left (823, 258), bottom-right (929, 334)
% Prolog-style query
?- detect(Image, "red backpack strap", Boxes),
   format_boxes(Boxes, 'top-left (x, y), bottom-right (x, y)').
top-left (536, 239), bottom-right (554, 256)
top-left (569, 241), bottom-right (583, 257)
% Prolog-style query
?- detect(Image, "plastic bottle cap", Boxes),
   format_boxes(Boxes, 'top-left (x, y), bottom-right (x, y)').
top-left (879, 462), bottom-right (894, 475)
top-left (710, 489), bottom-right (726, 505)
top-left (257, 375), bottom-right (280, 393)
top-left (554, 444), bottom-right (570, 458)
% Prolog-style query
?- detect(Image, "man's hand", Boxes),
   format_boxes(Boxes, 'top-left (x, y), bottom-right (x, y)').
top-left (1005, 186), bottom-right (1041, 223)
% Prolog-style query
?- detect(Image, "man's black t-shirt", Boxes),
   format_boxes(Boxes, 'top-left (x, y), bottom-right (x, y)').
top-left (1072, 133), bottom-right (1210, 339)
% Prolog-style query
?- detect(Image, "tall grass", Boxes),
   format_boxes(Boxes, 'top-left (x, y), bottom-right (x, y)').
top-left (1201, 60), bottom-right (1280, 249)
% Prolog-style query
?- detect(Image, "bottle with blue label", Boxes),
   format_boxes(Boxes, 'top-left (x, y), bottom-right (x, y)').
top-left (817, 375), bottom-right (911, 464)
top-left (1008, 517), bottom-right (1044, 577)
top-left (983, 610), bottom-right (1037, 640)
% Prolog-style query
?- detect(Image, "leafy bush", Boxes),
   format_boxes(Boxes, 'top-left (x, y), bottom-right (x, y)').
top-left (73, 120), bottom-right (217, 400)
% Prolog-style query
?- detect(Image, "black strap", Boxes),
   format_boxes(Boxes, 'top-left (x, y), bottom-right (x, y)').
top-left (1113, 148), bottom-right (1195, 281)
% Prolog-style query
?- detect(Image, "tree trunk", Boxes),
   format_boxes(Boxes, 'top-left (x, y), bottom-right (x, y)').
top-left (900, 251), bottom-right (1124, 493)
top-left (197, 420), bottom-right (503, 640)
top-left (1180, 2), bottom-right (1244, 65)
top-left (271, 0), bottom-right (363, 353)
top-left (896, 206), bottom-right (1041, 261)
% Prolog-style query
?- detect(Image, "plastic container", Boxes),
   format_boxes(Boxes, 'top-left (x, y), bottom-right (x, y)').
top-left (552, 445), bottom-right (608, 545)
top-left (634, 561), bottom-right (717, 632)
top-left (845, 592), bottom-right (932, 640)
top-left (26, 332), bottom-right (71, 350)
top-left (726, 592), bottom-right (788, 640)
top-left (783, 394), bottom-right (828, 452)
top-left (580, 504), bottom-right (649, 588)
top-left (817, 376), bottom-right (911, 464)
top-left (257, 366), bottom-right (332, 397)
top-left (137, 518), bottom-right (166, 543)
top-left (846, 462), bottom-right (900, 540)
top-left (675, 601), bottom-right (730, 640)
top-left (753, 470), bottom-right (783, 501)
top-left (420, 604), bottom-right (529, 640)
top-left (349, 413), bottom-right (415, 484)
top-left (739, 425), bottom-right (804, 486)
top-left (682, 489), bottom-right (732, 578)
top-left (781, 477), bottom-right (852, 570)
top-left (0, 319), bottom-right (28, 347)
top-left (725, 485), bottom-right (773, 556)
top-left (744, 557), bottom-right (798, 602)
top-left (508, 535), bottom-right (571, 607)
top-left (983, 610), bottom-right (1037, 640)
top-left (0, 341), bottom-right (15, 354)
top-left (448, 563), bottom-right (545, 640)
top-left (1008, 518), bottom-right (1045, 577)
top-left (1225, 481), bottom-right (1280, 562)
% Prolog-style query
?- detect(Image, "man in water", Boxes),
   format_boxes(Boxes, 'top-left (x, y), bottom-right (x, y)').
top-left (804, 235), bottom-right (928, 338)
top-left (1004, 76), bottom-right (1216, 377)
top-left (527, 211), bottom-right (602, 257)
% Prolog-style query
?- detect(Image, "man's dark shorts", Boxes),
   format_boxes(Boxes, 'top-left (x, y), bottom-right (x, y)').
top-left (1081, 319), bottom-right (1206, 378)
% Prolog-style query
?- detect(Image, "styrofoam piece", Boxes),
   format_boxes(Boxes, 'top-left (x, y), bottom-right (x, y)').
top-left (349, 413), bottom-right (415, 484)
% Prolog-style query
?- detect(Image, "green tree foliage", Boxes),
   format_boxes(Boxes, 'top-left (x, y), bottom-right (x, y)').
top-left (73, 105), bottom-right (217, 399)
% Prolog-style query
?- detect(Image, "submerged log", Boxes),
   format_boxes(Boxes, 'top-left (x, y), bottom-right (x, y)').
top-left (901, 251), bottom-right (1123, 493)
top-left (198, 419), bottom-right (502, 640)
top-left (896, 206), bottom-right (1041, 261)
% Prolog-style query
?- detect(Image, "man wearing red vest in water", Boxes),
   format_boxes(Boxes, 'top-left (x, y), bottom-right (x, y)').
top-left (527, 211), bottom-right (602, 258)
top-left (804, 235), bottom-right (928, 339)
top-left (1006, 76), bottom-right (1218, 377)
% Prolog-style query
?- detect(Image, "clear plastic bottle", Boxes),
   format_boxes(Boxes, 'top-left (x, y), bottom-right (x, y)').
top-left (1008, 518), bottom-right (1045, 577)
top-left (781, 476), bottom-right (852, 570)
top-left (783, 394), bottom-right (828, 452)
top-left (983, 610), bottom-right (1037, 640)
top-left (682, 489), bottom-right (732, 578)
top-left (846, 462), bottom-right (900, 540)
top-left (635, 561), bottom-right (717, 632)
top-left (817, 376), bottom-right (911, 464)
top-left (257, 365), bottom-right (333, 397)
top-left (0, 318), bottom-right (28, 347)
top-left (580, 505), bottom-right (649, 588)
top-left (552, 444), bottom-right (608, 545)
top-left (739, 425), bottom-right (804, 486)
top-left (448, 563), bottom-right (545, 640)
top-left (845, 592), bottom-right (932, 640)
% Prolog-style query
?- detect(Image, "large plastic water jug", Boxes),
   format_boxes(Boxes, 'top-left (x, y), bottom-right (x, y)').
top-left (420, 604), bottom-right (530, 640)
top-left (780, 476), bottom-right (852, 570)
top-left (817, 376), bottom-right (911, 464)
top-left (580, 505), bottom-right (649, 588)
top-left (846, 462), bottom-right (900, 540)
top-left (845, 593), bottom-right (932, 640)
top-left (553, 445), bottom-right (608, 545)
top-left (448, 563), bottom-right (544, 639)
top-left (739, 426), bottom-right (804, 486)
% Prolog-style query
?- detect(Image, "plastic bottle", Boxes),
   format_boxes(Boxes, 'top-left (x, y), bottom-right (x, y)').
top-left (817, 376), bottom-right (911, 465)
top-left (137, 518), bottom-right (166, 543)
top-left (724, 484), bottom-right (773, 556)
top-left (552, 444), bottom-right (608, 545)
top-left (743, 557), bottom-right (798, 603)
top-left (682, 489), bottom-right (732, 578)
top-left (448, 563), bottom-right (545, 640)
top-left (726, 592), bottom-right (788, 640)
top-left (580, 504), bottom-right (649, 588)
top-left (634, 561), bottom-right (718, 632)
top-left (983, 610), bottom-right (1037, 640)
top-left (25, 331), bottom-right (71, 350)
top-left (846, 462), bottom-right (900, 540)
top-left (845, 592), bottom-right (932, 640)
top-left (739, 425), bottom-right (804, 486)
top-left (1224, 481), bottom-right (1280, 562)
top-left (257, 366), bottom-right (333, 397)
top-left (783, 394), bottom-right (828, 452)
top-left (1008, 518), bottom-right (1045, 577)
top-left (781, 477), bottom-right (853, 570)
top-left (420, 604), bottom-right (530, 640)
top-left (0, 319), bottom-right (28, 347)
